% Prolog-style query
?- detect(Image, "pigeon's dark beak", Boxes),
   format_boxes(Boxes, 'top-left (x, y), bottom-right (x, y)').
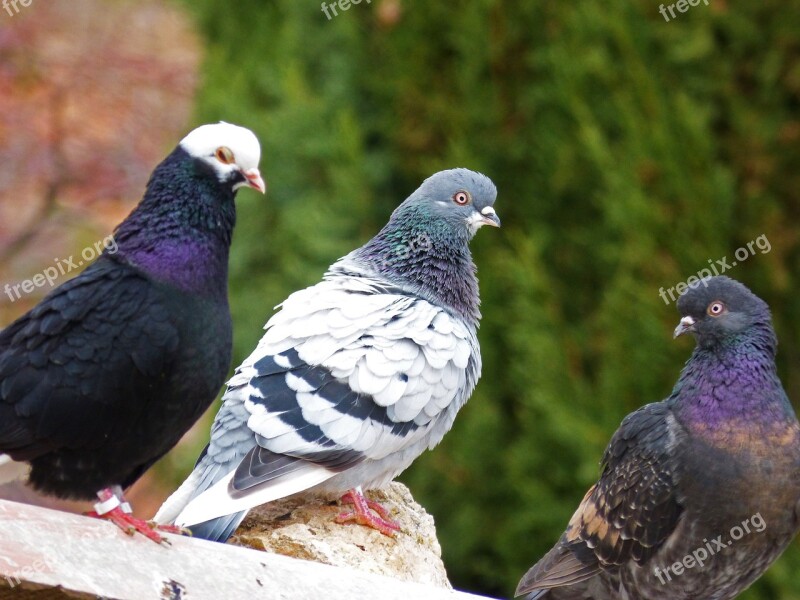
top-left (243, 168), bottom-right (266, 194)
top-left (673, 316), bottom-right (696, 338)
top-left (478, 206), bottom-right (501, 228)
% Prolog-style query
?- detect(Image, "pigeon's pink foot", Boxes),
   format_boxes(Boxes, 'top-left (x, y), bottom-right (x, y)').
top-left (335, 487), bottom-right (401, 537)
top-left (84, 487), bottom-right (173, 544)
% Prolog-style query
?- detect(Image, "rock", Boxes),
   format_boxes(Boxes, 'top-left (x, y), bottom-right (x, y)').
top-left (229, 482), bottom-right (451, 589)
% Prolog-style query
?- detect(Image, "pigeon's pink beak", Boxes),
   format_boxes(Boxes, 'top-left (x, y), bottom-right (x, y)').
top-left (243, 168), bottom-right (266, 194)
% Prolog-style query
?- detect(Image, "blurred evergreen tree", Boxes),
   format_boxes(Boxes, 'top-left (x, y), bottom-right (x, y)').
top-left (182, 1), bottom-right (800, 597)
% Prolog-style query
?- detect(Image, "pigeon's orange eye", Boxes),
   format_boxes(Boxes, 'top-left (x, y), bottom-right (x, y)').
top-left (453, 191), bottom-right (470, 205)
top-left (707, 301), bottom-right (726, 317)
top-left (215, 146), bottom-right (235, 164)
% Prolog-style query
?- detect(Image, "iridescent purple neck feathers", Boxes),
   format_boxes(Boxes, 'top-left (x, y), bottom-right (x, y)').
top-left (111, 146), bottom-right (237, 297)
top-left (671, 323), bottom-right (794, 435)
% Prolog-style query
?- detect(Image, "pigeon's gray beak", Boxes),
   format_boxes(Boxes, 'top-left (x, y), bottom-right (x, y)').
top-left (673, 316), bottom-right (696, 338)
top-left (478, 206), bottom-right (501, 228)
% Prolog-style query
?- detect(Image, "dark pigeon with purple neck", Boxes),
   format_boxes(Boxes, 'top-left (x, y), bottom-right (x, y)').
top-left (516, 276), bottom-right (800, 600)
top-left (0, 122), bottom-right (265, 543)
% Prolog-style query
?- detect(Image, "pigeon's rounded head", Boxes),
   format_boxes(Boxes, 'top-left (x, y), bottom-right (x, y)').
top-left (180, 122), bottom-right (265, 194)
top-left (409, 168), bottom-right (499, 237)
top-left (674, 276), bottom-right (771, 347)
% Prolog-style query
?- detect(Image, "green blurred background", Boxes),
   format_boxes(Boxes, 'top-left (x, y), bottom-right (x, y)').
top-left (3, 0), bottom-right (800, 597)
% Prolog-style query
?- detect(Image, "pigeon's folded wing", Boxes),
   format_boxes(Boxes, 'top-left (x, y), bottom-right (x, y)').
top-left (516, 403), bottom-right (685, 596)
top-left (242, 277), bottom-right (477, 457)
top-left (0, 256), bottom-right (180, 459)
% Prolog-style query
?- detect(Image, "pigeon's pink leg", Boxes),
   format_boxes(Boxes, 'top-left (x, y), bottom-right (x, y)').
top-left (84, 487), bottom-right (184, 544)
top-left (335, 487), bottom-right (401, 536)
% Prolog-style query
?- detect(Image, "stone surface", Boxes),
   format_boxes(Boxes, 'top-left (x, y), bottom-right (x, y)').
top-left (231, 481), bottom-right (451, 589)
top-left (0, 498), bottom-right (494, 600)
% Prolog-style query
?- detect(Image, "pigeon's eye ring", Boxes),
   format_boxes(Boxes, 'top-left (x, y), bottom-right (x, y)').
top-left (707, 301), bottom-right (726, 317)
top-left (215, 146), bottom-right (235, 165)
top-left (453, 191), bottom-right (470, 205)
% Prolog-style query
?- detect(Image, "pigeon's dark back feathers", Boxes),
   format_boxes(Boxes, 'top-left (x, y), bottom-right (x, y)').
top-left (0, 255), bottom-right (232, 497)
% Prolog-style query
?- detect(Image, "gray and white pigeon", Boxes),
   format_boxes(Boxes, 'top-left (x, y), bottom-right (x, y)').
top-left (154, 168), bottom-right (499, 540)
top-left (0, 122), bottom-right (264, 542)
top-left (516, 276), bottom-right (800, 599)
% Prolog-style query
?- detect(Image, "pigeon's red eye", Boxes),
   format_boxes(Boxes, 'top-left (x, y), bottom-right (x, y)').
top-left (708, 301), bottom-right (726, 316)
top-left (453, 191), bottom-right (470, 205)
top-left (215, 146), bottom-right (235, 164)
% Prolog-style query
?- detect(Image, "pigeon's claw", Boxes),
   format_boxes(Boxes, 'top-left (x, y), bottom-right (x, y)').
top-left (86, 506), bottom-right (169, 544)
top-left (149, 521), bottom-right (193, 536)
top-left (335, 488), bottom-right (401, 537)
top-left (84, 487), bottom-right (171, 544)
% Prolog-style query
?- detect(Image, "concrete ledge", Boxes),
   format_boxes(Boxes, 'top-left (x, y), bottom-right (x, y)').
top-left (0, 499), bottom-right (494, 600)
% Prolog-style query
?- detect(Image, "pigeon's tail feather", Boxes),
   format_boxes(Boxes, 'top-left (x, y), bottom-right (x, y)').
top-left (153, 468), bottom-right (202, 524)
top-left (173, 461), bottom-right (336, 527)
top-left (0, 454), bottom-right (28, 485)
top-left (153, 444), bottom-right (237, 525)
top-left (188, 511), bottom-right (247, 542)
top-left (515, 540), bottom-right (600, 599)
top-left (0, 404), bottom-right (36, 456)
top-left (154, 448), bottom-right (248, 542)
top-left (523, 588), bottom-right (595, 600)
top-left (521, 586), bottom-right (596, 600)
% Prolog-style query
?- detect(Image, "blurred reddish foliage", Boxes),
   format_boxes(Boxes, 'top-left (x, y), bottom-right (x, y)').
top-left (0, 0), bottom-right (200, 316)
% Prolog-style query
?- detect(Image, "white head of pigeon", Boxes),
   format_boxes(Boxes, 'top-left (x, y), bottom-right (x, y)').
top-left (155, 168), bottom-right (499, 541)
top-left (179, 122), bottom-right (265, 194)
